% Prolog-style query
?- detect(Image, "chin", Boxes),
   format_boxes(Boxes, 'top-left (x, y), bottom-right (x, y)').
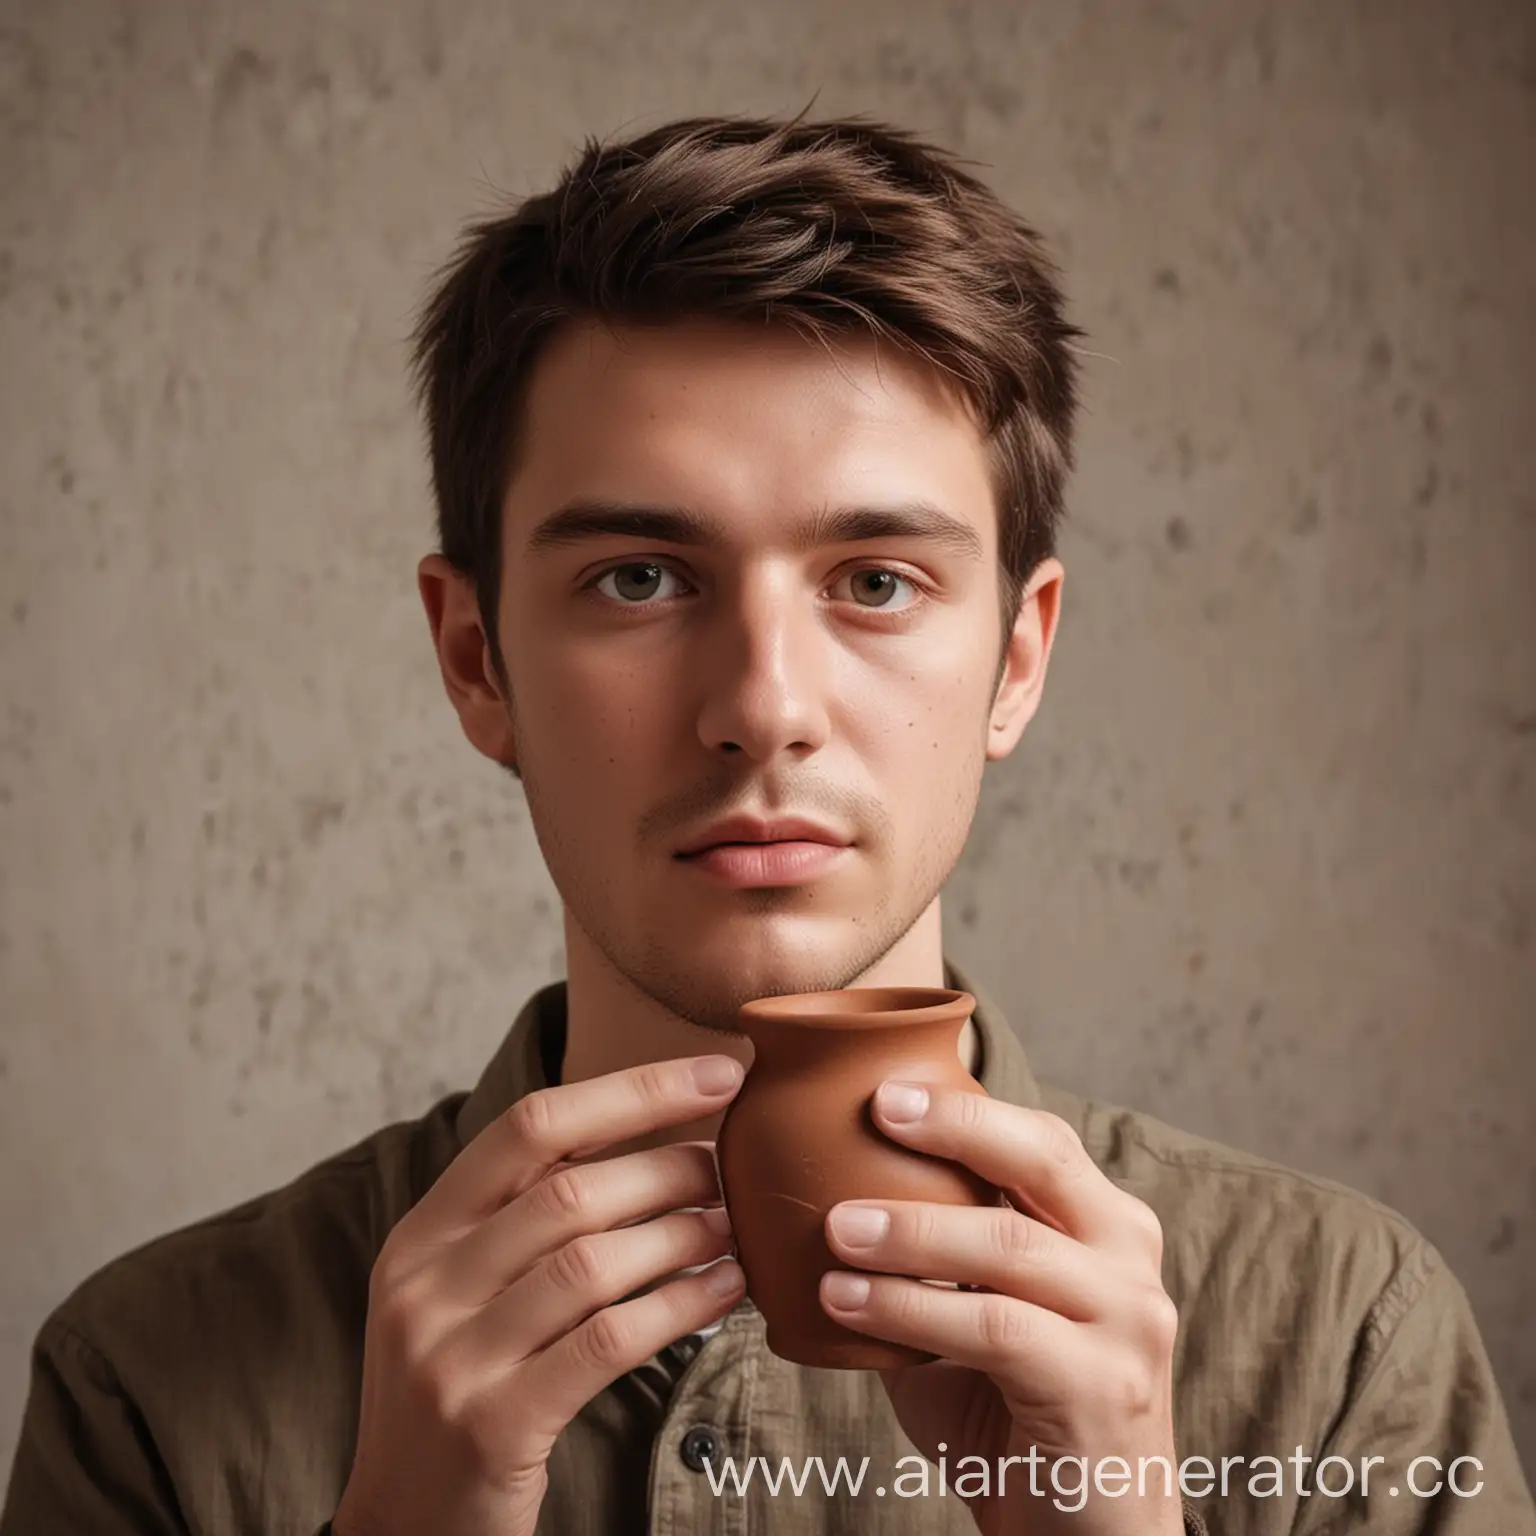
top-left (684, 910), bottom-right (839, 956)
top-left (663, 931), bottom-right (870, 1005)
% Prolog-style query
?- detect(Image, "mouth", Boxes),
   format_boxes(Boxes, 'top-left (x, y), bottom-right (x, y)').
top-left (679, 838), bottom-right (834, 854)
top-left (674, 816), bottom-right (851, 860)
top-left (675, 838), bottom-right (852, 887)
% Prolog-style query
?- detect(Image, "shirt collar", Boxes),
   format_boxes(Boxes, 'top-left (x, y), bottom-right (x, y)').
top-left (455, 954), bottom-right (1042, 1149)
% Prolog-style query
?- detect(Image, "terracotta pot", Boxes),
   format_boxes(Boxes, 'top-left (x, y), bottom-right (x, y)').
top-left (715, 985), bottom-right (996, 1370)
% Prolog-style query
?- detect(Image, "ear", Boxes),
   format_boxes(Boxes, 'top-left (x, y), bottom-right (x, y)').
top-left (417, 553), bottom-right (518, 770)
top-left (986, 557), bottom-right (1065, 762)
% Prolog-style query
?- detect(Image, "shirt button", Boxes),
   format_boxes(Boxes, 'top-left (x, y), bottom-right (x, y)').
top-left (679, 1422), bottom-right (723, 1473)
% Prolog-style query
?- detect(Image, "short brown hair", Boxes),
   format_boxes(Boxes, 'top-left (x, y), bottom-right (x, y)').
top-left (412, 107), bottom-right (1084, 700)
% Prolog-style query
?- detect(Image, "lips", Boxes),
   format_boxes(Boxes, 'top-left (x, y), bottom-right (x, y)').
top-left (680, 839), bottom-right (849, 886)
top-left (675, 815), bottom-right (850, 858)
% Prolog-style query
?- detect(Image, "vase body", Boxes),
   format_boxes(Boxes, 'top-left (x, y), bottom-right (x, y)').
top-left (715, 986), bottom-right (995, 1370)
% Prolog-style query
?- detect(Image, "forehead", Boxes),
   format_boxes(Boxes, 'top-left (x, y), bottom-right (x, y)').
top-left (504, 315), bottom-right (996, 546)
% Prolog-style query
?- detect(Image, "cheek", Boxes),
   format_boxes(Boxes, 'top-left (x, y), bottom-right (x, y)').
top-left (861, 675), bottom-right (990, 796)
top-left (505, 615), bottom-right (643, 732)
top-left (517, 651), bottom-right (685, 787)
top-left (879, 647), bottom-right (997, 743)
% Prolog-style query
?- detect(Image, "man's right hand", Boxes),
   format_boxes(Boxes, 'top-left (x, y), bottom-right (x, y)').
top-left (331, 1054), bottom-right (747, 1536)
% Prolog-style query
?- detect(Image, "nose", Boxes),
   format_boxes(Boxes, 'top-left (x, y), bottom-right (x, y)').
top-left (694, 565), bottom-right (832, 766)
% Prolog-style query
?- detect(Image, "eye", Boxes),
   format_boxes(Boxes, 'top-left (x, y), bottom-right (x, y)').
top-left (839, 568), bottom-right (920, 611)
top-left (591, 562), bottom-right (688, 606)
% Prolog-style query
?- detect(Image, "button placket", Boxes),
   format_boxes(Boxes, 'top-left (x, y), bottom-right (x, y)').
top-left (649, 1310), bottom-right (755, 1534)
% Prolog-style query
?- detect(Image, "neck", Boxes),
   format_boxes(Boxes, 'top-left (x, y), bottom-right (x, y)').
top-left (558, 898), bottom-right (978, 1155)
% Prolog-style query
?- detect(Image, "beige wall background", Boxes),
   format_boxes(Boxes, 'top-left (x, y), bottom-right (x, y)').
top-left (2, 0), bottom-right (1532, 1488)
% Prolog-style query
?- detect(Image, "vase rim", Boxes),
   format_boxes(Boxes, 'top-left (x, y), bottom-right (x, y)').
top-left (737, 986), bottom-right (973, 1030)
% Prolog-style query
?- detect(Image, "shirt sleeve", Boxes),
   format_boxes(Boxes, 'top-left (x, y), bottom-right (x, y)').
top-left (0, 1316), bottom-right (190, 1535)
top-left (1289, 1238), bottom-right (1536, 1535)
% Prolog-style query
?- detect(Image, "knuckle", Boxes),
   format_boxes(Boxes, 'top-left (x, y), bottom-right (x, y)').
top-left (633, 1057), bottom-right (680, 1107)
top-left (368, 1264), bottom-right (431, 1353)
top-left (414, 1347), bottom-right (468, 1426)
top-left (506, 1089), bottom-right (560, 1154)
top-left (681, 1209), bottom-right (723, 1258)
top-left (369, 1229), bottom-right (418, 1300)
top-left (550, 1232), bottom-right (610, 1294)
top-left (977, 1294), bottom-right (1031, 1354)
top-left (880, 1278), bottom-right (922, 1331)
top-left (541, 1166), bottom-right (593, 1224)
top-left (368, 1249), bottom-right (405, 1304)
top-left (1130, 1197), bottom-right (1166, 1258)
top-left (574, 1308), bottom-right (637, 1374)
top-left (372, 1291), bottom-right (418, 1358)
top-left (1137, 1286), bottom-right (1180, 1353)
top-left (903, 1201), bottom-right (941, 1252)
top-left (994, 1211), bottom-right (1047, 1272)
top-left (952, 1089), bottom-right (990, 1134)
top-left (1036, 1112), bottom-right (1085, 1175)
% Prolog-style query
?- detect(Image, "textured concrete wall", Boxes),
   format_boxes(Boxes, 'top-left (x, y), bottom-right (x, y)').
top-left (2, 0), bottom-right (1532, 1486)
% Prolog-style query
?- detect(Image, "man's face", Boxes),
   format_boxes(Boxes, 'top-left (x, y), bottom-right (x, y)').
top-left (453, 316), bottom-right (1056, 1031)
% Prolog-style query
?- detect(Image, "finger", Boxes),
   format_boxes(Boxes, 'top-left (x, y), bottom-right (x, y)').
top-left (869, 1084), bottom-right (1144, 1253)
top-left (819, 1269), bottom-right (1076, 1388)
top-left (407, 1055), bottom-right (743, 1239)
top-left (437, 1142), bottom-right (723, 1307)
top-left (824, 1200), bottom-right (1113, 1322)
top-left (518, 1258), bottom-right (746, 1438)
top-left (454, 1208), bottom-right (734, 1365)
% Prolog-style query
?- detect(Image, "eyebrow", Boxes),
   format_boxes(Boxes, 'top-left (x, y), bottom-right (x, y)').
top-left (524, 497), bottom-right (986, 562)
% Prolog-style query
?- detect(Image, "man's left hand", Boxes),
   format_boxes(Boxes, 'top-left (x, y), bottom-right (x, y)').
top-left (820, 1082), bottom-right (1185, 1536)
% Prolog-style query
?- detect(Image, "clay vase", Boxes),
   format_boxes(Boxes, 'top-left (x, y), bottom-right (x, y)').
top-left (715, 986), bottom-right (996, 1370)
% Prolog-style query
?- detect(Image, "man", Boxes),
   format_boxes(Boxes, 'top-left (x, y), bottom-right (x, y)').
top-left (2, 110), bottom-right (1531, 1536)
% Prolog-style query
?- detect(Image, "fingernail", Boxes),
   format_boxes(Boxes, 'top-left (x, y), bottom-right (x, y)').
top-left (703, 1257), bottom-right (744, 1296)
top-left (701, 1205), bottom-right (732, 1236)
top-left (877, 1081), bottom-right (929, 1122)
top-left (822, 1272), bottom-right (871, 1310)
top-left (692, 1056), bottom-right (743, 1095)
top-left (828, 1205), bottom-right (888, 1247)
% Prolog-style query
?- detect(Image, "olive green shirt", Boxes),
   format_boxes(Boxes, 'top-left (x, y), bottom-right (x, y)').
top-left (2, 958), bottom-right (1531, 1535)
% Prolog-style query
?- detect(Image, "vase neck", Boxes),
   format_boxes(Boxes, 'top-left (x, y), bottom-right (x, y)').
top-left (743, 1016), bottom-right (961, 1067)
